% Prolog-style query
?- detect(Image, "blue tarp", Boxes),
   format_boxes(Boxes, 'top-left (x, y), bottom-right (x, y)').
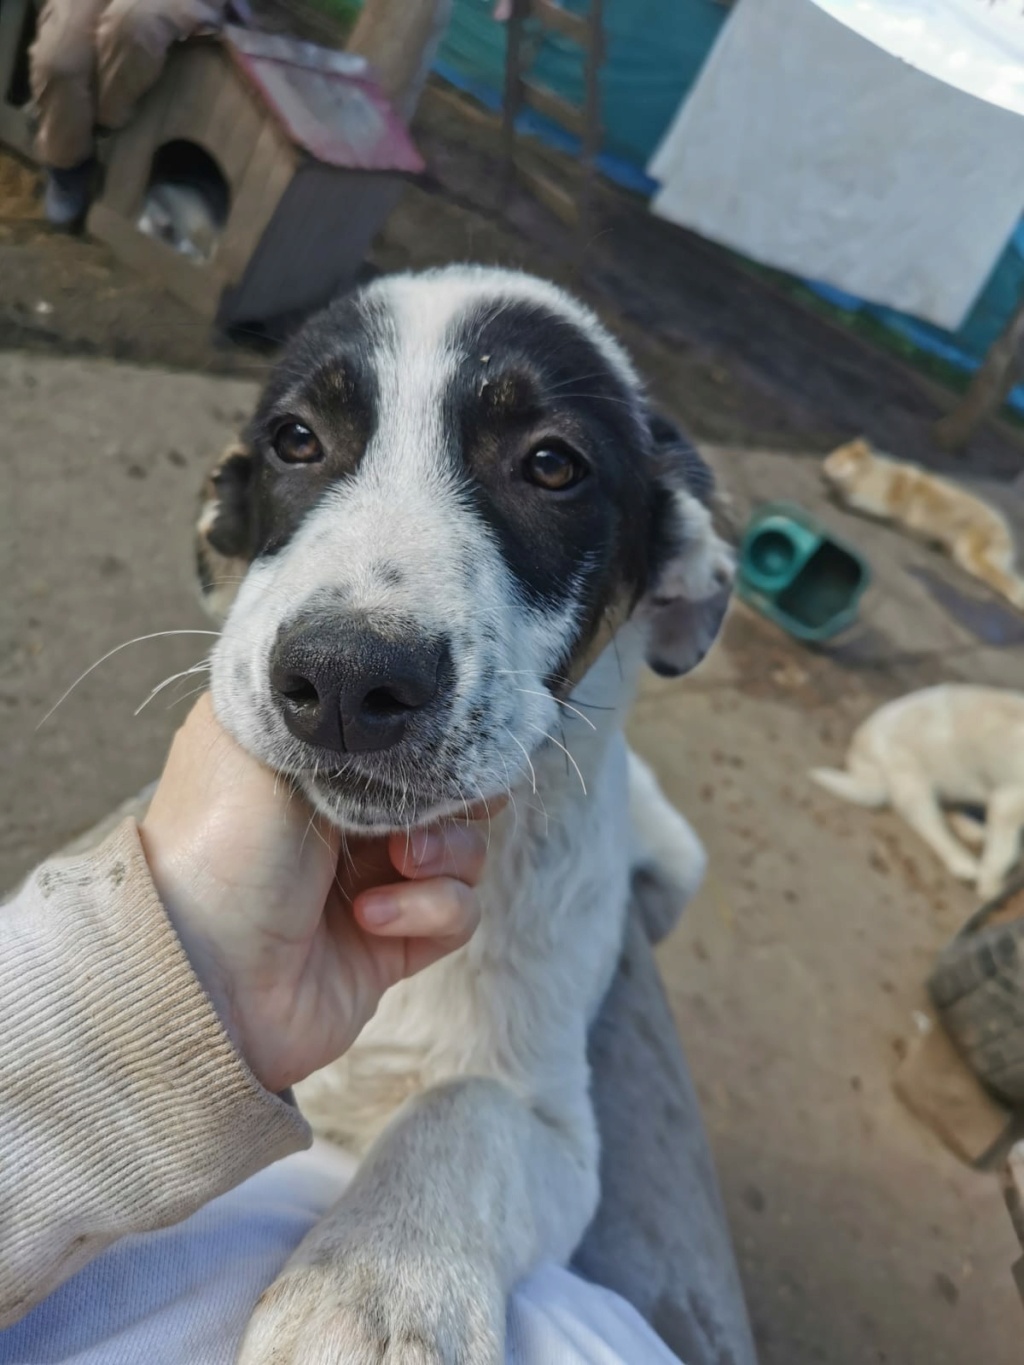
top-left (433, 0), bottom-right (1024, 416)
top-left (806, 221), bottom-right (1024, 418)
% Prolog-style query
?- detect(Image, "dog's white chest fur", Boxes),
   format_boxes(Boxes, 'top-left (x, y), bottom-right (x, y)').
top-left (297, 706), bottom-right (632, 1158)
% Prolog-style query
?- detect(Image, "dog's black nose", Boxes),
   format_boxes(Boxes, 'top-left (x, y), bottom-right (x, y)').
top-left (270, 615), bottom-right (450, 754)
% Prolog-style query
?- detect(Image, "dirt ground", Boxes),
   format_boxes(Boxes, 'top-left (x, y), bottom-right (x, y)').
top-left (3, 83), bottom-right (1024, 1365)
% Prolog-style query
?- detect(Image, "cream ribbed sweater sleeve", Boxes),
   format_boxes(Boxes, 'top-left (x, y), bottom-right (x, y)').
top-left (0, 820), bottom-right (312, 1328)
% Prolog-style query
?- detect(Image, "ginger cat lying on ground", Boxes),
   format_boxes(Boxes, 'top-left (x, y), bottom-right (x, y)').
top-left (823, 439), bottom-right (1024, 612)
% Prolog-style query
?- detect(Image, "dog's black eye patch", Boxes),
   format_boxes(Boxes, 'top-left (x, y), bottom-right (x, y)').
top-left (242, 294), bottom-right (385, 557)
top-left (442, 297), bottom-right (660, 682)
top-left (206, 449), bottom-right (255, 559)
top-left (479, 369), bottom-right (537, 416)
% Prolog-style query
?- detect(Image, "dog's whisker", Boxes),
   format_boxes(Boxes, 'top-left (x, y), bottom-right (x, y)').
top-left (503, 728), bottom-right (538, 795)
top-left (163, 679), bottom-right (212, 711)
top-left (513, 688), bottom-right (596, 731)
top-left (309, 814), bottom-right (336, 863)
top-left (299, 806), bottom-right (318, 862)
top-left (528, 724), bottom-right (588, 797)
top-left (565, 697), bottom-right (615, 713)
top-left (38, 630), bottom-right (223, 729)
top-left (606, 610), bottom-right (625, 683)
top-left (338, 828), bottom-right (357, 883)
top-left (542, 390), bottom-right (637, 408)
top-left (134, 659), bottom-right (211, 717)
top-left (492, 670), bottom-right (613, 712)
top-left (474, 777), bottom-right (495, 852)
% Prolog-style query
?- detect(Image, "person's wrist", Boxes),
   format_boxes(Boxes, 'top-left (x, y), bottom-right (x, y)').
top-left (138, 823), bottom-right (248, 1068)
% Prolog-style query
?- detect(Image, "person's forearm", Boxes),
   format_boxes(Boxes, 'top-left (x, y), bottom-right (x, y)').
top-left (0, 822), bottom-right (310, 1328)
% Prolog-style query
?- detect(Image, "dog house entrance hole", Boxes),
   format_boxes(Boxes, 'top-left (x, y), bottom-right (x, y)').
top-left (139, 140), bottom-right (230, 263)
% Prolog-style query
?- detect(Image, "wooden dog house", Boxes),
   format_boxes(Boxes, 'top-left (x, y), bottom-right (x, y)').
top-left (87, 26), bottom-right (424, 330)
top-left (0, 4), bottom-right (424, 331)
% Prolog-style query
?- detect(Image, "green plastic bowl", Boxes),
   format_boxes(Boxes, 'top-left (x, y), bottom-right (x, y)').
top-left (737, 503), bottom-right (870, 643)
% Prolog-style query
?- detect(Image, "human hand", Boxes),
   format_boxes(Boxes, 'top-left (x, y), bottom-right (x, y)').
top-left (140, 694), bottom-right (491, 1094)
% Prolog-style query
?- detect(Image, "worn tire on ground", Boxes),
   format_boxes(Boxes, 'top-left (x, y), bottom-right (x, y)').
top-left (929, 878), bottom-right (1024, 1105)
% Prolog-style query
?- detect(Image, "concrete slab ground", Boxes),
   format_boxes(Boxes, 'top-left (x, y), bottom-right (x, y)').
top-left (0, 353), bottom-right (256, 887)
top-left (3, 353), bottom-right (1022, 1364)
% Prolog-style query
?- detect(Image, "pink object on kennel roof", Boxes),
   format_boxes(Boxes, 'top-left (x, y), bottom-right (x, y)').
top-left (224, 26), bottom-right (424, 175)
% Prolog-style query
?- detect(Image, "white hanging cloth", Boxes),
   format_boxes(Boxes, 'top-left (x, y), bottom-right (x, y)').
top-left (648, 0), bottom-right (1024, 331)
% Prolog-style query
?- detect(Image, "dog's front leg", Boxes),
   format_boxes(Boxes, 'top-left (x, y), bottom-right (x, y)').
top-left (237, 1075), bottom-right (598, 1365)
top-left (888, 772), bottom-right (981, 883)
top-left (977, 784), bottom-right (1024, 899)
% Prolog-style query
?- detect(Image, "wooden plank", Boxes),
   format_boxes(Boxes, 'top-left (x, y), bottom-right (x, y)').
top-left (892, 1021), bottom-right (1013, 1166)
top-left (521, 79), bottom-right (585, 136)
top-left (215, 117), bottom-right (295, 287)
top-left (576, 0), bottom-right (603, 255)
top-left (935, 286), bottom-right (1024, 452)
top-left (500, 0), bottom-right (527, 206)
top-left (159, 45), bottom-right (232, 148)
top-left (100, 57), bottom-right (178, 216)
top-left (517, 162), bottom-right (579, 227)
top-left (344, 0), bottom-right (448, 123)
top-left (222, 164), bottom-right (403, 326)
top-left (200, 63), bottom-right (263, 187)
top-left (86, 199), bottom-right (225, 319)
top-left (529, 0), bottom-right (591, 46)
top-left (424, 82), bottom-right (501, 132)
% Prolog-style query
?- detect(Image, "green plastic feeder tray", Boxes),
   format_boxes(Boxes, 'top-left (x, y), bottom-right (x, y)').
top-left (737, 502), bottom-right (870, 642)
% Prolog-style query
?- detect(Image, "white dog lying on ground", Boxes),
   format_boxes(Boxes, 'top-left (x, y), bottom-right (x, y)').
top-left (810, 684), bottom-right (1024, 899)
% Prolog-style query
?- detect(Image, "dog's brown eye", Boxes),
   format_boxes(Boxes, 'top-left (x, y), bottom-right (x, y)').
top-left (522, 447), bottom-right (586, 491)
top-left (272, 421), bottom-right (323, 465)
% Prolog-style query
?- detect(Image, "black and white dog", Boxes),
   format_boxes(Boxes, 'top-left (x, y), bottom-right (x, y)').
top-left (196, 266), bottom-right (732, 1364)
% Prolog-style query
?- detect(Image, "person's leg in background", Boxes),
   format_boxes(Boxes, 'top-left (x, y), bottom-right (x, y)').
top-left (29, 0), bottom-right (109, 226)
top-left (95, 0), bottom-right (226, 132)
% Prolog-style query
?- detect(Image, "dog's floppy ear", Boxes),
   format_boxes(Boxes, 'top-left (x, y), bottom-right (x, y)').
top-left (196, 440), bottom-right (256, 622)
top-left (640, 414), bottom-right (735, 677)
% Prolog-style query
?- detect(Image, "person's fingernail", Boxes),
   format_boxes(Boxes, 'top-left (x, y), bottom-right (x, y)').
top-left (409, 828), bottom-right (445, 866)
top-left (360, 895), bottom-right (400, 927)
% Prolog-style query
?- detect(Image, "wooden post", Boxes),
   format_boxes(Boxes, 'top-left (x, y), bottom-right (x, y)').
top-left (499, 0), bottom-right (526, 211)
top-left (934, 288), bottom-right (1024, 453)
top-left (345, 0), bottom-right (452, 124)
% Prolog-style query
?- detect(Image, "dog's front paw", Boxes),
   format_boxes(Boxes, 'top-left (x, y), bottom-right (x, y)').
top-left (237, 1246), bottom-right (504, 1365)
top-left (947, 851), bottom-right (981, 885)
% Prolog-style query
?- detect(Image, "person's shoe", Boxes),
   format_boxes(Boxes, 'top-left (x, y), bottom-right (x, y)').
top-left (43, 160), bottom-right (95, 229)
